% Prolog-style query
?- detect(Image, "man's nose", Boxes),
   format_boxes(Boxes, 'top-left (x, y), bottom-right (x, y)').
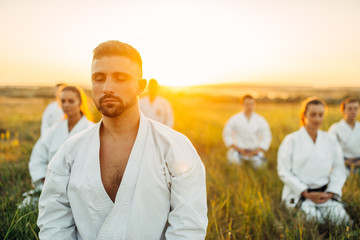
top-left (103, 78), bottom-right (115, 93)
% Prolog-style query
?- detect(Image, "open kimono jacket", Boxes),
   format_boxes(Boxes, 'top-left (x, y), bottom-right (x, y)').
top-left (38, 114), bottom-right (208, 239)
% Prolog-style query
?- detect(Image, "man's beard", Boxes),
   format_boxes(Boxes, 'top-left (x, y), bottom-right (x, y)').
top-left (95, 94), bottom-right (136, 118)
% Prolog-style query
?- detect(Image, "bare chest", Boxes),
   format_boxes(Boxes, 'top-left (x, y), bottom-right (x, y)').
top-left (99, 137), bottom-right (135, 202)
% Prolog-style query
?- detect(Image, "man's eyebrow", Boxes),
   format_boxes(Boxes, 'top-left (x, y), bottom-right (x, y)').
top-left (91, 72), bottom-right (104, 76)
top-left (112, 72), bottom-right (131, 77)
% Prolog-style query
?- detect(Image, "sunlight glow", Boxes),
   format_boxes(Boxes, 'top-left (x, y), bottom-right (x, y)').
top-left (0, 0), bottom-right (359, 87)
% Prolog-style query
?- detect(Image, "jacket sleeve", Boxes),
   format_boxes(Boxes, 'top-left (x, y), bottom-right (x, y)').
top-left (277, 135), bottom-right (308, 197)
top-left (28, 134), bottom-right (51, 185)
top-left (165, 139), bottom-right (208, 239)
top-left (40, 106), bottom-right (51, 136)
top-left (258, 118), bottom-right (272, 151)
top-left (326, 140), bottom-right (346, 196)
top-left (37, 145), bottom-right (76, 240)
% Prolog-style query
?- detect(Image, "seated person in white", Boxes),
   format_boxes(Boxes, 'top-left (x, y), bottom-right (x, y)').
top-left (139, 79), bottom-right (174, 128)
top-left (277, 97), bottom-right (349, 224)
top-left (37, 41), bottom-right (207, 239)
top-left (222, 94), bottom-right (272, 168)
top-left (40, 83), bottom-right (66, 136)
top-left (29, 86), bottom-right (94, 190)
top-left (329, 97), bottom-right (360, 175)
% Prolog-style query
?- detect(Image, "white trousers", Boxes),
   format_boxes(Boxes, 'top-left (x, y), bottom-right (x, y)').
top-left (300, 199), bottom-right (350, 224)
top-left (227, 148), bottom-right (266, 168)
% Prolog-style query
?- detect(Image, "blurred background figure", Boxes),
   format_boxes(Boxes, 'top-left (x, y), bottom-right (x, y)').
top-left (29, 86), bottom-right (94, 191)
top-left (277, 97), bottom-right (349, 224)
top-left (222, 94), bottom-right (272, 169)
top-left (329, 97), bottom-right (360, 175)
top-left (40, 83), bottom-right (66, 136)
top-left (139, 79), bottom-right (174, 128)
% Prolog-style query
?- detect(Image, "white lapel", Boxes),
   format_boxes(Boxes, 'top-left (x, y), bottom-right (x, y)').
top-left (96, 114), bottom-right (149, 239)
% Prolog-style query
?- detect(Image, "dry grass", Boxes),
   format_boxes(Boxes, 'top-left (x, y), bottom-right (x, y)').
top-left (0, 94), bottom-right (359, 239)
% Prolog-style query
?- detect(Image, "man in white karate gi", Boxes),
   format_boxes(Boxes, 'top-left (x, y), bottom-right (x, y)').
top-left (40, 83), bottom-right (65, 136)
top-left (222, 94), bottom-right (272, 168)
top-left (38, 40), bottom-right (208, 239)
top-left (329, 97), bottom-right (360, 175)
top-left (139, 78), bottom-right (174, 128)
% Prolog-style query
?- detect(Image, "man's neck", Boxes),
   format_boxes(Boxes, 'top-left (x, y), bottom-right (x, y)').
top-left (101, 104), bottom-right (140, 137)
top-left (244, 111), bottom-right (253, 119)
top-left (344, 118), bottom-right (356, 128)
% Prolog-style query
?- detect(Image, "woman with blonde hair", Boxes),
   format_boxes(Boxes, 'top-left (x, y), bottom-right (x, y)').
top-left (28, 86), bottom-right (94, 191)
top-left (277, 97), bottom-right (349, 223)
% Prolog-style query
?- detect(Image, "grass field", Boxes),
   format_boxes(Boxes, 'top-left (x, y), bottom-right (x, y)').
top-left (0, 93), bottom-right (360, 239)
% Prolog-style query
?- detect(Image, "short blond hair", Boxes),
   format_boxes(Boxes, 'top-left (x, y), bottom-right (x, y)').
top-left (92, 40), bottom-right (143, 78)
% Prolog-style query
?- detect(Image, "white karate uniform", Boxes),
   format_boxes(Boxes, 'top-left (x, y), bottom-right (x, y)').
top-left (139, 96), bottom-right (174, 128)
top-left (222, 112), bottom-right (272, 167)
top-left (328, 120), bottom-right (360, 159)
top-left (29, 116), bottom-right (94, 190)
top-left (277, 127), bottom-right (349, 223)
top-left (40, 101), bottom-right (64, 136)
top-left (37, 114), bottom-right (208, 240)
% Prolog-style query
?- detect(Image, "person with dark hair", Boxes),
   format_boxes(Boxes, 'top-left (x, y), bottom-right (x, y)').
top-left (18, 86), bottom-right (94, 209)
top-left (277, 97), bottom-right (349, 223)
top-left (40, 83), bottom-right (66, 135)
top-left (29, 86), bottom-right (94, 191)
top-left (329, 97), bottom-right (360, 175)
top-left (222, 94), bottom-right (272, 168)
top-left (139, 79), bottom-right (174, 127)
top-left (37, 40), bottom-right (208, 239)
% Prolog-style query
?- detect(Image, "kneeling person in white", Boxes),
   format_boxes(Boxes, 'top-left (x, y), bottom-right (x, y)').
top-left (38, 41), bottom-right (208, 239)
top-left (329, 97), bottom-right (360, 175)
top-left (139, 78), bottom-right (174, 128)
top-left (29, 86), bottom-right (94, 190)
top-left (40, 83), bottom-right (66, 136)
top-left (223, 95), bottom-right (272, 168)
top-left (277, 97), bottom-right (349, 224)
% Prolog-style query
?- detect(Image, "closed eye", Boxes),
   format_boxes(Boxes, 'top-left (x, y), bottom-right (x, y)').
top-left (113, 72), bottom-right (131, 81)
top-left (92, 73), bottom-right (106, 82)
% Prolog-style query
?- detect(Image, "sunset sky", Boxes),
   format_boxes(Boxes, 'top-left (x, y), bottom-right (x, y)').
top-left (0, 0), bottom-right (359, 87)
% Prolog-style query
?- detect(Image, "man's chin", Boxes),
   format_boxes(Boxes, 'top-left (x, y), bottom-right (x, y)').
top-left (99, 107), bottom-right (124, 118)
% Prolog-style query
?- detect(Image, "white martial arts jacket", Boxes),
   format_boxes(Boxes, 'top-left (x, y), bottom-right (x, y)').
top-left (222, 112), bottom-right (272, 151)
top-left (277, 127), bottom-right (347, 207)
top-left (29, 116), bottom-right (94, 187)
top-left (38, 114), bottom-right (208, 240)
top-left (139, 96), bottom-right (174, 128)
top-left (41, 101), bottom-right (64, 136)
top-left (328, 120), bottom-right (360, 158)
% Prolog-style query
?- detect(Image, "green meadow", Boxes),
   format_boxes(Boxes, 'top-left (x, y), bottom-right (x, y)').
top-left (1, 88), bottom-right (360, 239)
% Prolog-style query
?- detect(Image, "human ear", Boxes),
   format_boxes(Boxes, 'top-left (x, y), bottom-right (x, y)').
top-left (137, 79), bottom-right (147, 95)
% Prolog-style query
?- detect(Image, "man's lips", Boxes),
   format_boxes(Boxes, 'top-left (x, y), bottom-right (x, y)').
top-left (101, 98), bottom-right (118, 103)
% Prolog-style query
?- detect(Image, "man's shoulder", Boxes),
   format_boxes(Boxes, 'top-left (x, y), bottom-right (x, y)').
top-left (328, 120), bottom-right (343, 132)
top-left (253, 112), bottom-right (268, 122)
top-left (149, 119), bottom-right (188, 142)
top-left (147, 118), bottom-right (202, 176)
top-left (147, 118), bottom-right (198, 158)
top-left (228, 112), bottom-right (243, 120)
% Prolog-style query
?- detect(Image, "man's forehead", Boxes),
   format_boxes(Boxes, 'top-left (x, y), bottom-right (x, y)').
top-left (346, 102), bottom-right (359, 108)
top-left (243, 98), bottom-right (255, 103)
top-left (91, 56), bottom-right (141, 74)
